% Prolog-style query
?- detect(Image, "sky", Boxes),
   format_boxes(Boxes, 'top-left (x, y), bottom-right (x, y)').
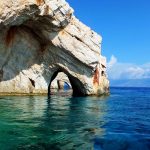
top-left (67, 0), bottom-right (150, 80)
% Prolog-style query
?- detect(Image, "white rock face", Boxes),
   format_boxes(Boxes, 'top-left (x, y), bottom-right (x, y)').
top-left (0, 0), bottom-right (109, 96)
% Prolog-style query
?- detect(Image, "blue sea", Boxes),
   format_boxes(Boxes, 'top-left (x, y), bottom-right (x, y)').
top-left (0, 87), bottom-right (150, 150)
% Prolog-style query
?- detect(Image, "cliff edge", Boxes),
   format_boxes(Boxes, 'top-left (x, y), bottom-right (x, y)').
top-left (0, 0), bottom-right (109, 96)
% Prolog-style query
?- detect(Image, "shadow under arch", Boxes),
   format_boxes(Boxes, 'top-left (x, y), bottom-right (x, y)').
top-left (48, 67), bottom-right (87, 98)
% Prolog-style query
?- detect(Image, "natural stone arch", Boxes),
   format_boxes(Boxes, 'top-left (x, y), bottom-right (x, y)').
top-left (0, 0), bottom-right (109, 96)
top-left (48, 67), bottom-right (87, 97)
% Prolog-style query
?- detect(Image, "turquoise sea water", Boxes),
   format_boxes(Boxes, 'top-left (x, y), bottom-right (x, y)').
top-left (0, 87), bottom-right (150, 150)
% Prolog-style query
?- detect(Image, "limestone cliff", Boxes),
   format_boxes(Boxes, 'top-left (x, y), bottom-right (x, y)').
top-left (0, 0), bottom-right (109, 96)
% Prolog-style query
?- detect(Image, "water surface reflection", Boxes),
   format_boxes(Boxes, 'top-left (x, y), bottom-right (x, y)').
top-left (0, 88), bottom-right (150, 150)
top-left (0, 95), bottom-right (108, 149)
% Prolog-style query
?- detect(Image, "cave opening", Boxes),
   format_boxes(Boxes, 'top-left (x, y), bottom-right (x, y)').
top-left (48, 68), bottom-right (86, 98)
top-left (50, 72), bottom-right (72, 96)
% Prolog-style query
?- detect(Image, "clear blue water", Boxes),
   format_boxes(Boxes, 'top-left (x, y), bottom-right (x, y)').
top-left (0, 87), bottom-right (150, 150)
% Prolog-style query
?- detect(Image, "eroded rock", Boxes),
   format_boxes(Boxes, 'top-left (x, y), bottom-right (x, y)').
top-left (0, 0), bottom-right (109, 96)
top-left (51, 72), bottom-right (71, 89)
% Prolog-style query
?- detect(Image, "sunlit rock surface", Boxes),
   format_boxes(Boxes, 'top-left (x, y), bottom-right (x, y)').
top-left (0, 0), bottom-right (109, 96)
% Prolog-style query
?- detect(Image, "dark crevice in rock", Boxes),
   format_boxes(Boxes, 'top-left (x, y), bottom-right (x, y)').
top-left (93, 68), bottom-right (99, 85)
top-left (101, 64), bottom-right (106, 68)
top-left (0, 69), bottom-right (3, 82)
top-left (29, 78), bottom-right (35, 87)
top-left (73, 35), bottom-right (83, 43)
top-left (101, 71), bottom-right (105, 76)
top-left (5, 26), bottom-right (18, 47)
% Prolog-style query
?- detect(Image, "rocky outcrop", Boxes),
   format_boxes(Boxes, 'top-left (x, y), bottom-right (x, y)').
top-left (0, 0), bottom-right (109, 96)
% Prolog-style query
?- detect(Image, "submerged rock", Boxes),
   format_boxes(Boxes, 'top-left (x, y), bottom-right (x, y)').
top-left (0, 0), bottom-right (109, 96)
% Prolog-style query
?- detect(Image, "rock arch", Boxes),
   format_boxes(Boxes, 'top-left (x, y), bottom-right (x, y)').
top-left (48, 68), bottom-right (86, 97)
top-left (0, 0), bottom-right (109, 96)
